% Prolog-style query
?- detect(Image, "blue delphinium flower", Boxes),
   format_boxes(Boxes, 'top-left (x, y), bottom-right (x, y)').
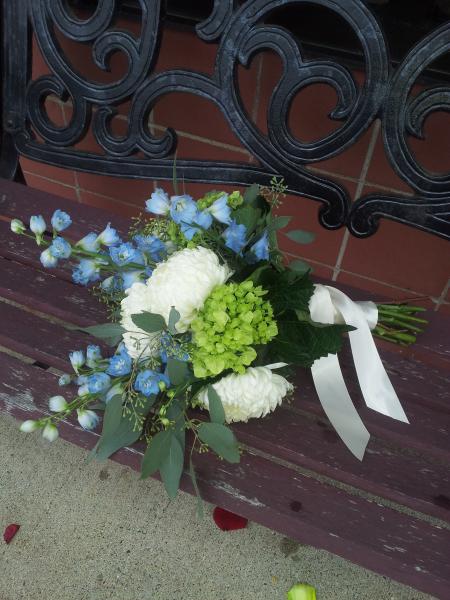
top-left (194, 210), bottom-right (213, 230)
top-left (69, 350), bottom-right (85, 373)
top-left (134, 370), bottom-right (170, 397)
top-left (87, 372), bottom-right (111, 394)
top-left (180, 221), bottom-right (199, 241)
top-left (77, 409), bottom-right (100, 431)
top-left (51, 209), bottom-right (72, 232)
top-left (170, 195), bottom-right (197, 225)
top-left (40, 248), bottom-right (58, 268)
top-left (106, 346), bottom-right (132, 377)
top-left (249, 230), bottom-right (269, 262)
top-left (76, 232), bottom-right (100, 252)
top-left (49, 236), bottom-right (72, 259)
top-left (223, 220), bottom-right (247, 253)
top-left (72, 259), bottom-right (100, 285)
top-left (121, 270), bottom-right (144, 290)
top-left (97, 223), bottom-right (121, 247)
top-left (29, 215), bottom-right (46, 235)
top-left (133, 235), bottom-right (167, 262)
top-left (110, 242), bottom-right (144, 267)
top-left (208, 194), bottom-right (231, 224)
top-left (145, 188), bottom-right (170, 215)
top-left (86, 345), bottom-right (102, 368)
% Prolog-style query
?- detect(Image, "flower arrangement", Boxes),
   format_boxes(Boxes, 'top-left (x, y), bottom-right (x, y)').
top-left (12, 181), bottom-right (427, 499)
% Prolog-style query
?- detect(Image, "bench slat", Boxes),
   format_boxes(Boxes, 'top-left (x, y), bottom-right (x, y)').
top-left (0, 350), bottom-right (448, 599)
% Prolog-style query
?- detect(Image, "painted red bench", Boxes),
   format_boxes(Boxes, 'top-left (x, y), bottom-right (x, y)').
top-left (1, 178), bottom-right (449, 598)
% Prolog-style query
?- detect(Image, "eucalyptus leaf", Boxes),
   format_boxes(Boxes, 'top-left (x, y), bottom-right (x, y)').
top-left (167, 358), bottom-right (189, 386)
top-left (81, 323), bottom-right (125, 346)
top-left (288, 259), bottom-right (311, 275)
top-left (159, 434), bottom-right (184, 499)
top-left (243, 183), bottom-right (260, 205)
top-left (285, 229), bottom-right (316, 244)
top-left (95, 415), bottom-right (141, 461)
top-left (101, 394), bottom-right (123, 440)
top-left (268, 215), bottom-right (292, 231)
top-left (207, 386), bottom-right (225, 424)
top-left (168, 306), bottom-right (181, 335)
top-left (141, 430), bottom-right (172, 479)
top-left (198, 422), bottom-right (240, 463)
top-left (131, 312), bottom-right (166, 333)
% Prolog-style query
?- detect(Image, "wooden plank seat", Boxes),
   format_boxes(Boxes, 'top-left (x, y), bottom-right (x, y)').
top-left (0, 178), bottom-right (449, 598)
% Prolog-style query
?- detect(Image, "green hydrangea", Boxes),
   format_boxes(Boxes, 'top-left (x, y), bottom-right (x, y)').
top-left (190, 280), bottom-right (278, 378)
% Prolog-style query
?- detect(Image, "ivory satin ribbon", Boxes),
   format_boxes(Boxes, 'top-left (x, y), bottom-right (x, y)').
top-left (309, 285), bottom-right (408, 460)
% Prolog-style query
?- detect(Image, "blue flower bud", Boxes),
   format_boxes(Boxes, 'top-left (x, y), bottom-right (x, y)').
top-left (223, 220), bottom-right (247, 254)
top-left (49, 237), bottom-right (72, 259)
top-left (249, 230), bottom-right (269, 262)
top-left (86, 345), bottom-right (102, 367)
top-left (121, 270), bottom-right (143, 290)
top-left (30, 215), bottom-right (46, 235)
top-left (76, 232), bottom-right (100, 252)
top-left (97, 223), bottom-right (121, 247)
top-left (51, 209), bottom-right (72, 232)
top-left (145, 188), bottom-right (170, 215)
top-left (208, 194), bottom-right (231, 224)
top-left (40, 248), bottom-right (58, 268)
top-left (42, 423), bottom-right (59, 442)
top-left (48, 395), bottom-right (68, 412)
top-left (72, 259), bottom-right (100, 285)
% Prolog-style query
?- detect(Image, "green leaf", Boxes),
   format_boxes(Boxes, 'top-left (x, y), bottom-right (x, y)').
top-left (189, 457), bottom-right (204, 518)
top-left (198, 422), bottom-right (240, 463)
top-left (95, 415), bottom-right (141, 461)
top-left (269, 319), bottom-right (351, 367)
top-left (101, 394), bottom-right (123, 440)
top-left (141, 430), bottom-right (172, 479)
top-left (288, 259), bottom-right (312, 274)
top-left (131, 312), bottom-right (166, 333)
top-left (207, 386), bottom-right (225, 424)
top-left (81, 323), bottom-right (125, 346)
top-left (285, 229), bottom-right (316, 244)
top-left (166, 399), bottom-right (186, 453)
top-left (168, 307), bottom-right (180, 335)
top-left (243, 183), bottom-right (260, 205)
top-left (159, 434), bottom-right (184, 499)
top-left (234, 205), bottom-right (260, 233)
top-left (259, 269), bottom-right (314, 315)
top-left (268, 215), bottom-right (292, 231)
top-left (167, 358), bottom-right (189, 386)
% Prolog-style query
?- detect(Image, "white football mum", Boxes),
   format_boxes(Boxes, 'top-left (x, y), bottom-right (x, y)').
top-left (121, 246), bottom-right (231, 359)
top-left (199, 365), bottom-right (293, 423)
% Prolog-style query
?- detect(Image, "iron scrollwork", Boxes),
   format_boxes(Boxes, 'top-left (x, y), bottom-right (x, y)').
top-left (1, 0), bottom-right (449, 239)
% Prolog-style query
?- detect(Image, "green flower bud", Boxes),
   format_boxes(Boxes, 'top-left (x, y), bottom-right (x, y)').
top-left (286, 583), bottom-right (317, 600)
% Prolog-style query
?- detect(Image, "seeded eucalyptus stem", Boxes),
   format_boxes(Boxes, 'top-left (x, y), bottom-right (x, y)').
top-left (373, 303), bottom-right (428, 346)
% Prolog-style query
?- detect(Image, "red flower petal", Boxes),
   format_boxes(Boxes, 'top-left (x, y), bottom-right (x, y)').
top-left (3, 524), bottom-right (20, 544)
top-left (213, 507), bottom-right (248, 531)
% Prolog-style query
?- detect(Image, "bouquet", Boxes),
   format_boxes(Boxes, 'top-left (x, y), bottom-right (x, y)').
top-left (11, 181), bottom-right (427, 499)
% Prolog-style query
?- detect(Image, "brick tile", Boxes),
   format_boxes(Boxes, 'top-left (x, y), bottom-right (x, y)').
top-left (340, 193), bottom-right (450, 297)
top-left (21, 159), bottom-right (76, 187)
top-left (366, 134), bottom-right (414, 193)
top-left (438, 302), bottom-right (450, 315)
top-left (76, 172), bottom-right (153, 205)
top-left (24, 174), bottom-right (78, 203)
top-left (285, 255), bottom-right (334, 280)
top-left (80, 190), bottom-right (141, 220)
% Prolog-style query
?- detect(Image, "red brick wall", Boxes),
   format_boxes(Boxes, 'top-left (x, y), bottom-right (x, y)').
top-left (22, 25), bottom-right (450, 312)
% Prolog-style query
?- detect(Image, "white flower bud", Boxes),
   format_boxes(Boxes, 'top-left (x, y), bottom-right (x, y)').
top-left (10, 219), bottom-right (26, 234)
top-left (48, 395), bottom-right (68, 412)
top-left (20, 419), bottom-right (39, 432)
top-left (42, 423), bottom-right (59, 442)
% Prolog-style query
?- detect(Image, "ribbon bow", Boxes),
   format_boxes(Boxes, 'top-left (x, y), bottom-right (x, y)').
top-left (309, 285), bottom-right (408, 460)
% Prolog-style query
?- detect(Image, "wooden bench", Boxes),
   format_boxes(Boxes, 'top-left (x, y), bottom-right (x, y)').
top-left (1, 1), bottom-right (449, 597)
top-left (1, 178), bottom-right (449, 598)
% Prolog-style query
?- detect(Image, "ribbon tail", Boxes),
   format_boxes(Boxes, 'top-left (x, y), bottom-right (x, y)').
top-left (311, 354), bottom-right (370, 460)
top-left (327, 287), bottom-right (409, 424)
